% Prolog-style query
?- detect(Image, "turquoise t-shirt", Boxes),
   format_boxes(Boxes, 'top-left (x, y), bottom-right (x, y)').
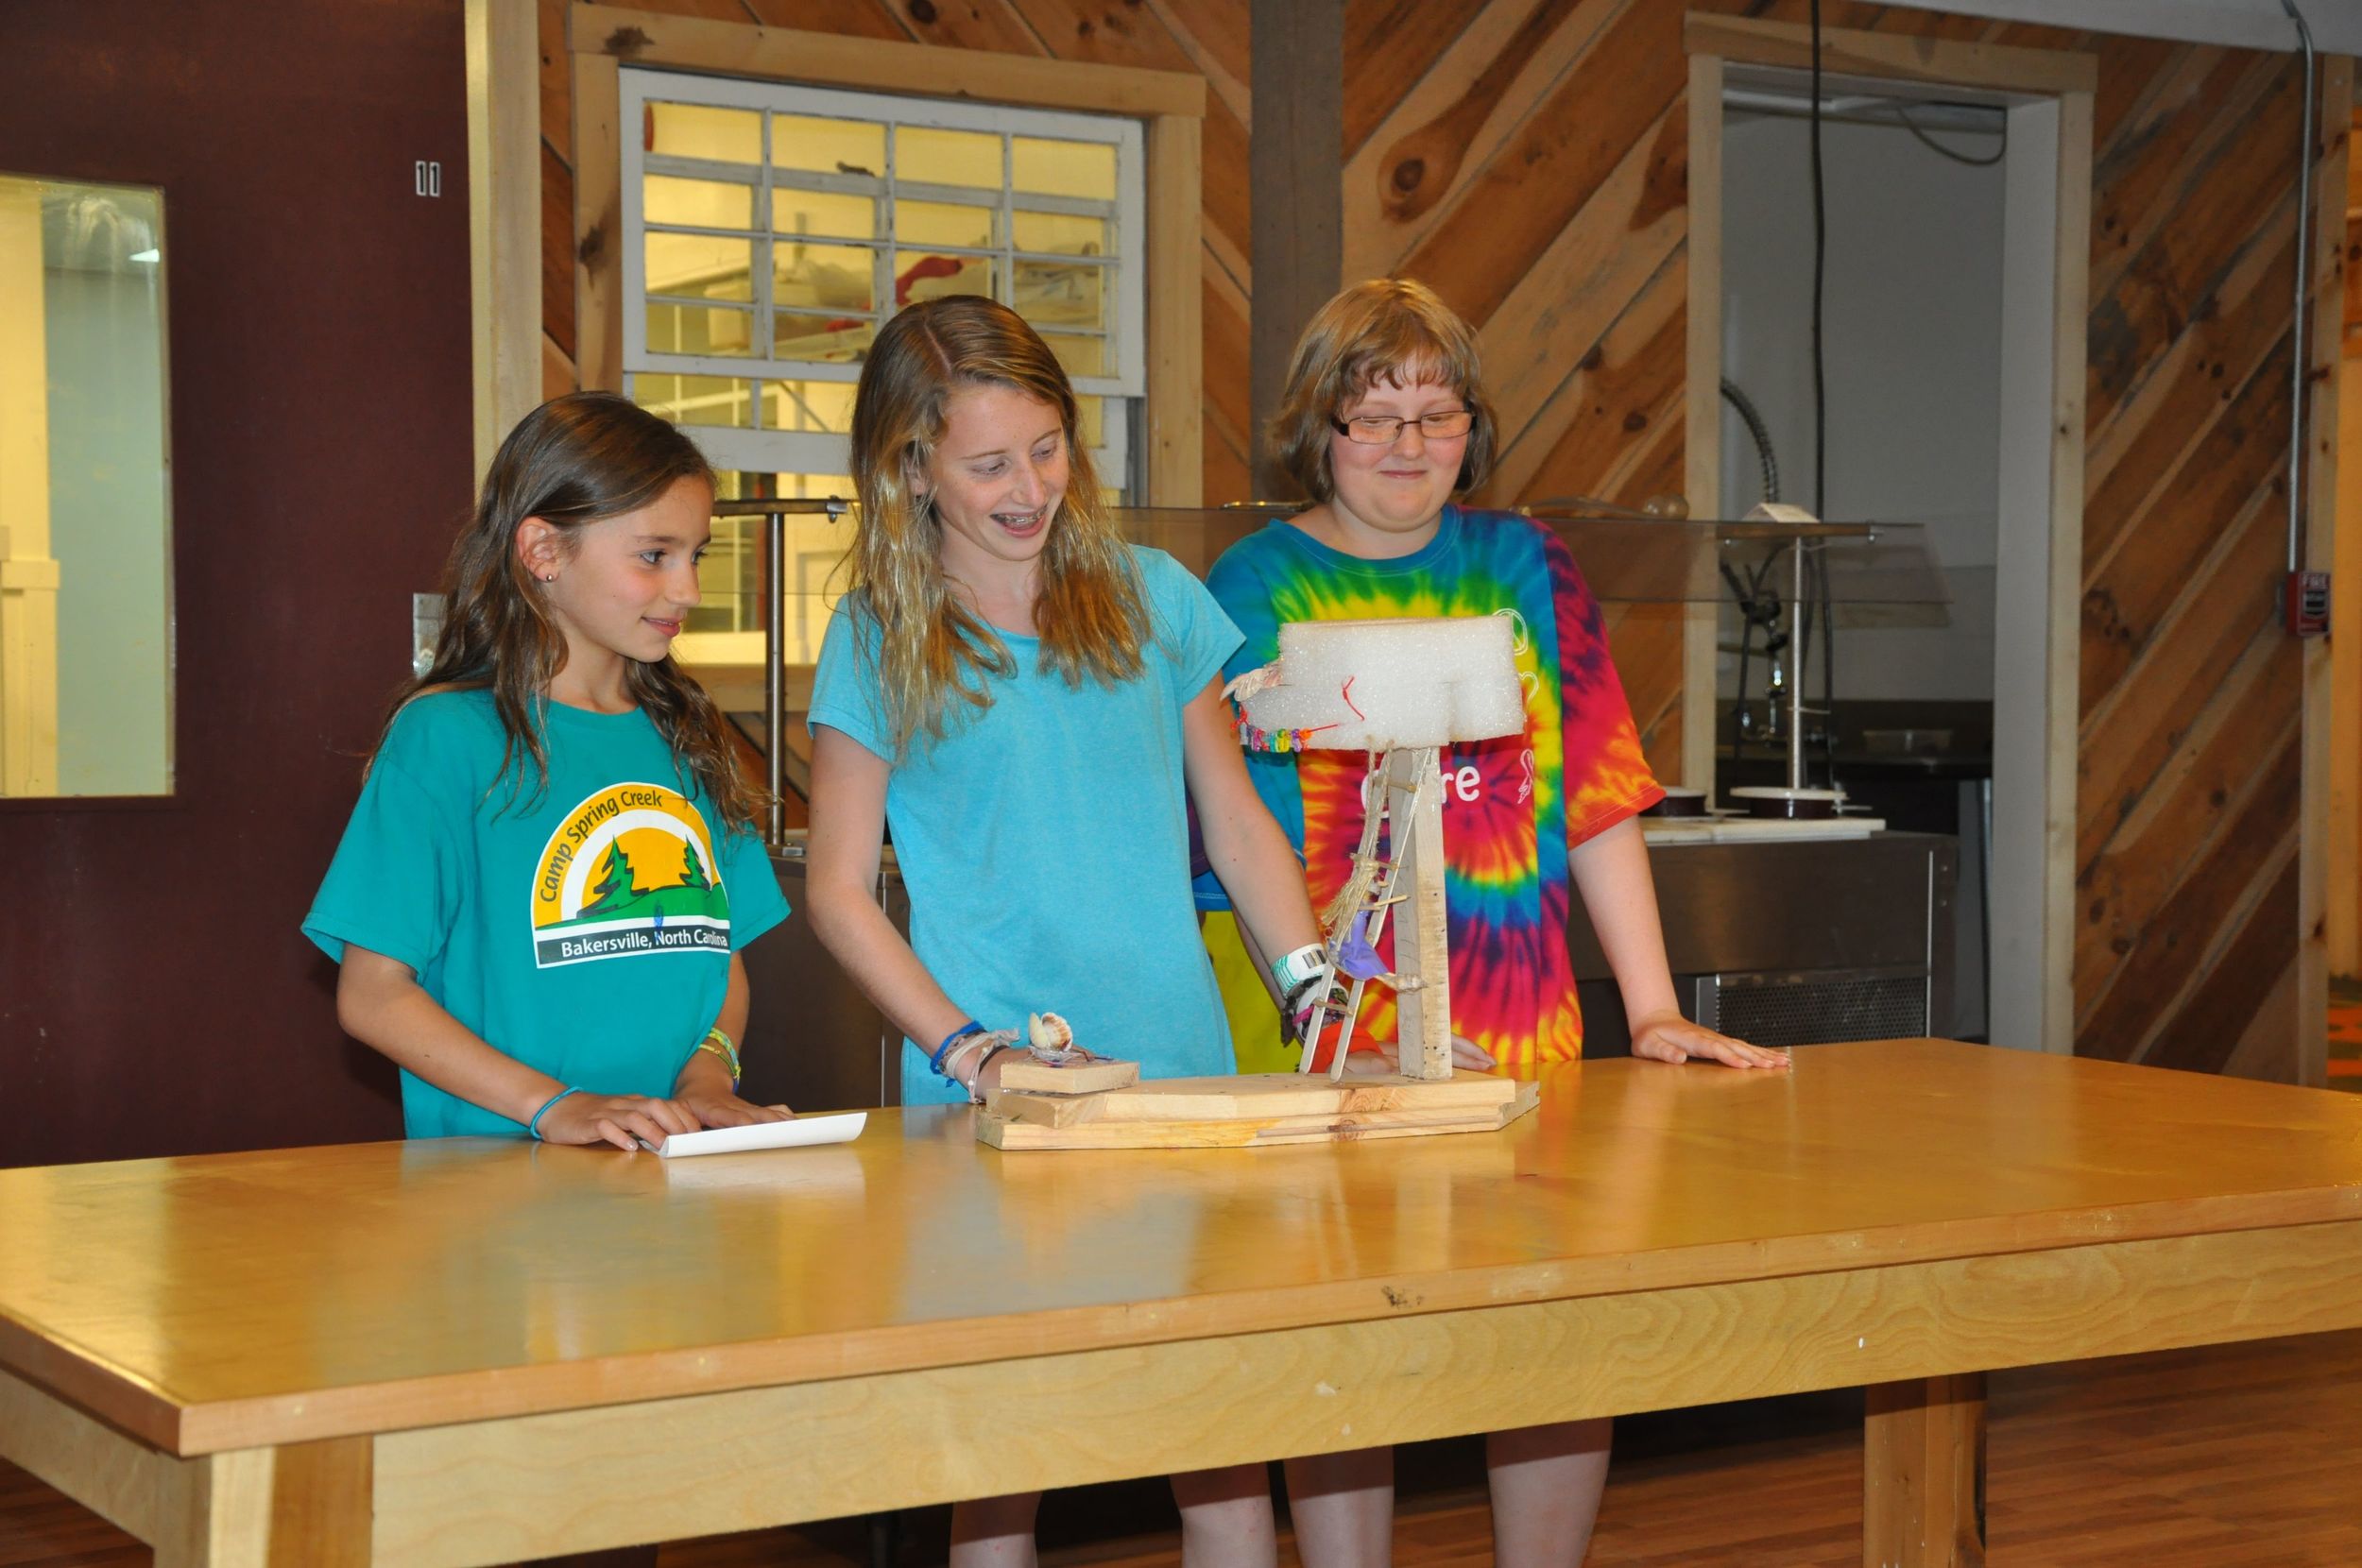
top-left (807, 546), bottom-right (1242, 1104)
top-left (302, 690), bottom-right (790, 1137)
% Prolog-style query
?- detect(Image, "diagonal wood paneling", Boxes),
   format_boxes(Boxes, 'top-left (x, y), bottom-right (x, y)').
top-left (1334, 0), bottom-right (2332, 1076)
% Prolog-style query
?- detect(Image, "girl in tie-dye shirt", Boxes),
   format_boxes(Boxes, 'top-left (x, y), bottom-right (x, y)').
top-left (1208, 278), bottom-right (1785, 1568)
top-left (1208, 504), bottom-right (1655, 1067)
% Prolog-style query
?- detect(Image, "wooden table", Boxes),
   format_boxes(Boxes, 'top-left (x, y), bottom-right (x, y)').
top-left (4, 1041), bottom-right (2359, 1567)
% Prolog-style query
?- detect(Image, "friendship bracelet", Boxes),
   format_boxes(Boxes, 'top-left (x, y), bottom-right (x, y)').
top-left (931, 1020), bottom-right (985, 1076)
top-left (527, 1086), bottom-right (581, 1140)
top-left (695, 1027), bottom-right (741, 1087)
top-left (967, 1041), bottom-right (1017, 1101)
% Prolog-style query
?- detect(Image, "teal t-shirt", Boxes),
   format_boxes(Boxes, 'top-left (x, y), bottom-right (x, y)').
top-left (303, 690), bottom-right (790, 1137)
top-left (807, 547), bottom-right (1241, 1104)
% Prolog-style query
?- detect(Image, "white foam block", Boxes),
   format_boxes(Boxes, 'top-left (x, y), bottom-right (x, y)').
top-left (1239, 617), bottom-right (1525, 750)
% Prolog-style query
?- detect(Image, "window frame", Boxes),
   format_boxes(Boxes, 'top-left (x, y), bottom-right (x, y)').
top-left (619, 68), bottom-right (1143, 403)
top-left (561, 5), bottom-right (1205, 508)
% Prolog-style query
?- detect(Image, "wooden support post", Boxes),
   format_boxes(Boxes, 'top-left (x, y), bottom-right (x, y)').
top-left (1863, 1372), bottom-right (1986, 1568)
top-left (1386, 745), bottom-right (1452, 1080)
top-left (1248, 0), bottom-right (1341, 498)
top-left (150, 1438), bottom-right (373, 1568)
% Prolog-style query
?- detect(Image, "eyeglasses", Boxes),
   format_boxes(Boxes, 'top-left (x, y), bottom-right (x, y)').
top-left (1329, 409), bottom-right (1476, 445)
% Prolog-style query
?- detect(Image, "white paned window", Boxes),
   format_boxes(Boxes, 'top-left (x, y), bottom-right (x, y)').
top-left (620, 67), bottom-right (1143, 503)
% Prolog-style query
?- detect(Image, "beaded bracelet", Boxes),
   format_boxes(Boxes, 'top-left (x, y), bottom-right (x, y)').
top-left (931, 1020), bottom-right (984, 1076)
top-left (527, 1086), bottom-right (581, 1141)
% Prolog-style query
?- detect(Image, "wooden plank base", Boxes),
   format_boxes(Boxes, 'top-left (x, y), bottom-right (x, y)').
top-left (981, 1074), bottom-right (1536, 1149)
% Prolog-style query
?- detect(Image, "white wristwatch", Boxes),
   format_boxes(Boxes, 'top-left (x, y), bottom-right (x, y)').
top-left (1270, 943), bottom-right (1329, 997)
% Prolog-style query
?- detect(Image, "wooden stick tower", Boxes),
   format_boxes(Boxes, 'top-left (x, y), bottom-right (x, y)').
top-left (1226, 617), bottom-right (1526, 1082)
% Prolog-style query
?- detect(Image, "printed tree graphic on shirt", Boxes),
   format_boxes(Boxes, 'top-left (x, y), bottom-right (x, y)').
top-left (578, 841), bottom-right (638, 917)
top-left (679, 839), bottom-right (710, 891)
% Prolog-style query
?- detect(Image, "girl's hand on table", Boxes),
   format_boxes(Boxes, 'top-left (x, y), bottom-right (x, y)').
top-left (1340, 1034), bottom-right (1499, 1075)
top-left (538, 1092), bottom-right (701, 1151)
top-left (675, 1084), bottom-right (794, 1129)
top-left (1629, 1011), bottom-right (1789, 1069)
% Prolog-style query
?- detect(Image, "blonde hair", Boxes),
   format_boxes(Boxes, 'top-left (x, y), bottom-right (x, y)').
top-left (847, 296), bottom-right (1148, 755)
top-left (1269, 277), bottom-right (1499, 503)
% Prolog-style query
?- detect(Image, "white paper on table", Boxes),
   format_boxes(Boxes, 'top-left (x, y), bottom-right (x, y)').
top-left (641, 1111), bottom-right (867, 1158)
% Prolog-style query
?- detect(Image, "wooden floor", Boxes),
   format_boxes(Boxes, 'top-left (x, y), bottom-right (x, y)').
top-left (7, 1330), bottom-right (2358, 1566)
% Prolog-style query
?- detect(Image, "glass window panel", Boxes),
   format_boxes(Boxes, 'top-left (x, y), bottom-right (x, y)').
top-left (773, 241), bottom-right (878, 315)
top-left (895, 126), bottom-right (1001, 190)
top-left (1073, 396), bottom-right (1104, 451)
top-left (771, 187), bottom-right (875, 241)
top-left (1012, 209), bottom-right (1109, 258)
top-left (1036, 332), bottom-right (1104, 378)
top-left (771, 114), bottom-right (884, 179)
top-left (643, 176), bottom-right (753, 230)
top-left (644, 301), bottom-right (755, 357)
top-left (778, 494), bottom-right (858, 660)
top-left (2, 174), bottom-right (173, 796)
top-left (763, 380), bottom-right (858, 434)
top-left (687, 510), bottom-right (761, 634)
top-left (1014, 259), bottom-right (1105, 332)
top-left (648, 103), bottom-right (761, 164)
top-left (1012, 137), bottom-right (1117, 201)
top-left (773, 311), bottom-right (875, 362)
top-left (632, 373), bottom-right (753, 428)
top-left (895, 199), bottom-right (997, 251)
top-left (898, 252), bottom-right (994, 307)
top-left (774, 472), bottom-right (855, 499)
top-left (645, 231), bottom-right (752, 301)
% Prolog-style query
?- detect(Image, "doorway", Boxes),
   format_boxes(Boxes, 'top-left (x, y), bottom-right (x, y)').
top-left (1684, 20), bottom-right (2095, 1053)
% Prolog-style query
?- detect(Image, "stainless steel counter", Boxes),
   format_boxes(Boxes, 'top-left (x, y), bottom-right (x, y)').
top-left (742, 832), bottom-right (1957, 1112)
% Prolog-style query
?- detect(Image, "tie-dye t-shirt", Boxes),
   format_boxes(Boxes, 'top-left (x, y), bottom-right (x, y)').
top-left (1203, 506), bottom-right (1662, 1067)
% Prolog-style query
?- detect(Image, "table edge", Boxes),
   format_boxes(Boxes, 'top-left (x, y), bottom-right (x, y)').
top-left (11, 1189), bottom-right (2358, 1457)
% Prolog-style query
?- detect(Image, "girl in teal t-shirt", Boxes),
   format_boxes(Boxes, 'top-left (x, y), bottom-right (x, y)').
top-left (803, 298), bottom-right (1326, 1565)
top-left (305, 393), bottom-right (789, 1150)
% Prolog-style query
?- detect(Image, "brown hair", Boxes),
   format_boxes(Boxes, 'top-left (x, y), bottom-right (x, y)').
top-left (383, 391), bottom-right (767, 831)
top-left (1268, 277), bottom-right (1500, 503)
top-left (847, 296), bottom-right (1148, 756)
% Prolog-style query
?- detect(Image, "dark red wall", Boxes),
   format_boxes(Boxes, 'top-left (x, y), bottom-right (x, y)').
top-left (0, 1), bottom-right (473, 1165)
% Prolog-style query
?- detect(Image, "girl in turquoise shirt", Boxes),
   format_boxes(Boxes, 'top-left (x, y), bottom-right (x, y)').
top-left (307, 393), bottom-right (790, 1150)
top-left (804, 298), bottom-right (1328, 1566)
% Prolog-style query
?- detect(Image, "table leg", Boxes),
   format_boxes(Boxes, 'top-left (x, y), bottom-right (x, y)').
top-left (1863, 1372), bottom-right (1985, 1568)
top-left (155, 1437), bottom-right (373, 1567)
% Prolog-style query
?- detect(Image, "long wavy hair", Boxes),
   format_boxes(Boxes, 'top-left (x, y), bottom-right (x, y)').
top-left (380, 391), bottom-right (767, 831)
top-left (847, 296), bottom-right (1147, 756)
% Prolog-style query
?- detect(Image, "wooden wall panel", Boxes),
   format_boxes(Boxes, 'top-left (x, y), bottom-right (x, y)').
top-left (536, 0), bottom-right (1248, 502)
top-left (1336, 0), bottom-right (2333, 1075)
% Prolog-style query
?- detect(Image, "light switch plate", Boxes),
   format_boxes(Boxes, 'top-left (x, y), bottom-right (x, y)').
top-left (412, 592), bottom-right (445, 677)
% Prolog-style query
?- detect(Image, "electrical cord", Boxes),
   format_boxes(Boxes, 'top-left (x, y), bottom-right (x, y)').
top-left (1720, 378), bottom-right (1781, 763)
top-left (1806, 0), bottom-right (1833, 788)
top-left (1891, 104), bottom-right (2005, 166)
top-left (1720, 379), bottom-right (1781, 505)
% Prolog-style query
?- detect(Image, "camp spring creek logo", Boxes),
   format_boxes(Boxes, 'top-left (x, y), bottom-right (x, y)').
top-left (529, 783), bottom-right (731, 966)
